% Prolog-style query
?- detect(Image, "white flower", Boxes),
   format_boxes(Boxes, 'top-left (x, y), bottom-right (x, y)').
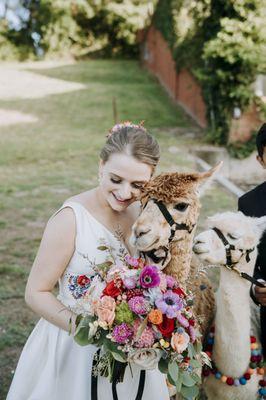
top-left (143, 287), bottom-right (162, 304)
top-left (88, 321), bottom-right (98, 339)
top-left (128, 348), bottom-right (162, 370)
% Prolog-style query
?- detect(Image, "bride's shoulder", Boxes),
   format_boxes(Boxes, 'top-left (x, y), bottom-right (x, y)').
top-left (65, 189), bottom-right (94, 208)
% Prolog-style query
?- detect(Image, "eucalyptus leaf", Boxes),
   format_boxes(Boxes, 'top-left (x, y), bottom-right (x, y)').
top-left (181, 371), bottom-right (196, 387)
top-left (158, 357), bottom-right (169, 374)
top-left (167, 372), bottom-right (176, 387)
top-left (175, 378), bottom-right (182, 393)
top-left (191, 373), bottom-right (202, 384)
top-left (190, 359), bottom-right (202, 369)
top-left (188, 343), bottom-right (197, 359)
top-left (180, 384), bottom-right (199, 399)
top-left (168, 361), bottom-right (179, 383)
top-left (74, 325), bottom-right (90, 346)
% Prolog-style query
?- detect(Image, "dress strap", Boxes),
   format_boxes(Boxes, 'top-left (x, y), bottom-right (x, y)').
top-left (49, 201), bottom-right (89, 241)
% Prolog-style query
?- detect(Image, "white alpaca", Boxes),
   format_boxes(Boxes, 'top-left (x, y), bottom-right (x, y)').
top-left (193, 211), bottom-right (266, 400)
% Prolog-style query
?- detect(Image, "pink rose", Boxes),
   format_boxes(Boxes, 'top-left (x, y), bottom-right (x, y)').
top-left (171, 331), bottom-right (190, 353)
top-left (159, 273), bottom-right (167, 292)
top-left (96, 296), bottom-right (116, 326)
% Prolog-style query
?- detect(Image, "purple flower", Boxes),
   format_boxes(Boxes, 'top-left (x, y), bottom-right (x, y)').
top-left (139, 265), bottom-right (160, 288)
top-left (112, 323), bottom-right (133, 344)
top-left (155, 290), bottom-right (183, 318)
top-left (128, 296), bottom-right (149, 315)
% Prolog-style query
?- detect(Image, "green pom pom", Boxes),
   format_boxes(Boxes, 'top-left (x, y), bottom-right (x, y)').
top-left (115, 301), bottom-right (134, 325)
top-left (250, 362), bottom-right (257, 369)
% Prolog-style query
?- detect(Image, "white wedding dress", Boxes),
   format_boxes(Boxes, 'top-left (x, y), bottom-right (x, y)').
top-left (7, 201), bottom-right (170, 400)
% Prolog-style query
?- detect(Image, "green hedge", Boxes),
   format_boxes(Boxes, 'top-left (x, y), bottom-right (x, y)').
top-left (153, 0), bottom-right (266, 154)
top-left (0, 1), bottom-right (154, 60)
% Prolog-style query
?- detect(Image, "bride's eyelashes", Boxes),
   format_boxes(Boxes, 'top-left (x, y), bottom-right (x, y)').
top-left (110, 177), bottom-right (121, 184)
top-left (110, 177), bottom-right (142, 189)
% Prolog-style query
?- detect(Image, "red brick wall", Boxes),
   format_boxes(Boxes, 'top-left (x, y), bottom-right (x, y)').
top-left (229, 104), bottom-right (262, 143)
top-left (140, 26), bottom-right (263, 143)
top-left (141, 26), bottom-right (207, 128)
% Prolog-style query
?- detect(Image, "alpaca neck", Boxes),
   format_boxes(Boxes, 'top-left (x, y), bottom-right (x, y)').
top-left (213, 260), bottom-right (253, 377)
top-left (164, 234), bottom-right (192, 286)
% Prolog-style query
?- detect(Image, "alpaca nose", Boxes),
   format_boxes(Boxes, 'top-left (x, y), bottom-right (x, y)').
top-left (134, 227), bottom-right (151, 239)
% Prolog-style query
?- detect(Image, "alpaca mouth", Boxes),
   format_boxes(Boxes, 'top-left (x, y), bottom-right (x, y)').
top-left (136, 236), bottom-right (160, 251)
top-left (193, 243), bottom-right (209, 255)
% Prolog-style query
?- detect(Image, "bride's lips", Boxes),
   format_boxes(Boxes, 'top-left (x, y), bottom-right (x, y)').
top-left (112, 192), bottom-right (132, 205)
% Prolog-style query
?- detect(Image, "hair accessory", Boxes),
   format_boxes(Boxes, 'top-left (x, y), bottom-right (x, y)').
top-left (107, 121), bottom-right (146, 138)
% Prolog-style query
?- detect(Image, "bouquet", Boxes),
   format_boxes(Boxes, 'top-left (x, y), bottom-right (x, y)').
top-left (74, 243), bottom-right (208, 399)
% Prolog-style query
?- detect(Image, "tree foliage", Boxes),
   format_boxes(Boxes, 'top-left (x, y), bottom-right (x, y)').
top-left (0, 0), bottom-right (154, 59)
top-left (153, 0), bottom-right (266, 147)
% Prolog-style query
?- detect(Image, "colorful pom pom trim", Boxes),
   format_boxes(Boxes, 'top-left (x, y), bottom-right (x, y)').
top-left (203, 327), bottom-right (266, 399)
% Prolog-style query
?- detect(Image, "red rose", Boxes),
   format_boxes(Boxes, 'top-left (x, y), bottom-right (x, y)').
top-left (157, 315), bottom-right (175, 338)
top-left (103, 279), bottom-right (122, 298)
top-left (77, 275), bottom-right (90, 286)
top-left (173, 287), bottom-right (186, 297)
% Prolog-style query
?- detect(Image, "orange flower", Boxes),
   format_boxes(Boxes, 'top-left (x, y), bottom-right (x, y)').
top-left (148, 309), bottom-right (163, 325)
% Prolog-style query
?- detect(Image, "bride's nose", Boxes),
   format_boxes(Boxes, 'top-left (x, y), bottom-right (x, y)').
top-left (120, 183), bottom-right (132, 199)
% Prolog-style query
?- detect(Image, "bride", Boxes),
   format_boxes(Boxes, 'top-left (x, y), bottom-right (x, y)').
top-left (7, 122), bottom-right (170, 400)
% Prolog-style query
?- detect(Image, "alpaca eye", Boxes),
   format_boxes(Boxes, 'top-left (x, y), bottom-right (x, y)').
top-left (174, 202), bottom-right (189, 212)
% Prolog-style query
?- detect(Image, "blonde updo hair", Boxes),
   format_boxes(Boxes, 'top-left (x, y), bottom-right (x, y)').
top-left (100, 122), bottom-right (160, 169)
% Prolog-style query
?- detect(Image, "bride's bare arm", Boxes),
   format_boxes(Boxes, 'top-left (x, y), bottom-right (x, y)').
top-left (25, 208), bottom-right (76, 333)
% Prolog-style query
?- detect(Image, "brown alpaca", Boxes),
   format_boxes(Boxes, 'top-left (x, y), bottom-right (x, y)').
top-left (130, 164), bottom-right (221, 336)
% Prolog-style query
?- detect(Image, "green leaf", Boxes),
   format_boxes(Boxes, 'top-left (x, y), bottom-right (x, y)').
top-left (180, 384), bottom-right (199, 399)
top-left (158, 357), bottom-right (169, 374)
top-left (97, 245), bottom-right (108, 251)
top-left (167, 372), bottom-right (176, 387)
top-left (191, 373), bottom-right (202, 384)
top-left (175, 378), bottom-right (182, 393)
top-left (168, 361), bottom-right (179, 383)
top-left (188, 343), bottom-right (197, 359)
top-left (190, 359), bottom-right (202, 369)
top-left (111, 351), bottom-right (127, 363)
top-left (74, 326), bottom-right (89, 346)
top-left (97, 261), bottom-right (113, 269)
top-left (181, 371), bottom-right (197, 387)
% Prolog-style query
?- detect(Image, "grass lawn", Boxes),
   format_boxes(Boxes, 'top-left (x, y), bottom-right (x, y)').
top-left (0, 59), bottom-right (236, 399)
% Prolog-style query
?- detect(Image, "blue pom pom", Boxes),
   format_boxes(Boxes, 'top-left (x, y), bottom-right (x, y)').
top-left (239, 378), bottom-right (247, 385)
top-left (258, 388), bottom-right (266, 396)
top-left (215, 372), bottom-right (222, 379)
top-left (207, 337), bottom-right (214, 345)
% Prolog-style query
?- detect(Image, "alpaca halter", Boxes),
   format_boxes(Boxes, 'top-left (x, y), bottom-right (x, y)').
top-left (153, 199), bottom-right (195, 242)
top-left (140, 199), bottom-right (195, 266)
top-left (212, 227), bottom-right (265, 288)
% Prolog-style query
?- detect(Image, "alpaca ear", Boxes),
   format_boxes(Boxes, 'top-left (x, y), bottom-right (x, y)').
top-left (196, 161), bottom-right (223, 197)
top-left (254, 216), bottom-right (266, 237)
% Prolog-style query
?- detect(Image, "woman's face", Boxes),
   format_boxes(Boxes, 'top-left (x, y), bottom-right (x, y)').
top-left (99, 153), bottom-right (153, 212)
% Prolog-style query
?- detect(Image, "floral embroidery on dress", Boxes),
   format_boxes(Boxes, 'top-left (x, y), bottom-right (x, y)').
top-left (68, 274), bottom-right (91, 299)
